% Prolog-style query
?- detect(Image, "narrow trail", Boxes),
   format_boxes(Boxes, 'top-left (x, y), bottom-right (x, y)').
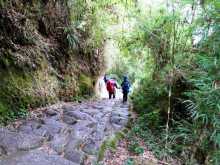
top-left (0, 99), bottom-right (130, 165)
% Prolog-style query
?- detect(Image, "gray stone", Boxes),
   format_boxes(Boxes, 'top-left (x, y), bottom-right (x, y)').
top-left (110, 115), bottom-right (127, 126)
top-left (82, 139), bottom-right (100, 155)
top-left (81, 109), bottom-right (100, 116)
top-left (0, 150), bottom-right (78, 165)
top-left (43, 118), bottom-right (65, 135)
top-left (86, 122), bottom-right (97, 129)
top-left (17, 125), bottom-right (33, 134)
top-left (64, 149), bottom-right (85, 164)
top-left (49, 135), bottom-right (69, 154)
top-left (63, 116), bottom-right (77, 125)
top-left (45, 109), bottom-right (57, 116)
top-left (0, 146), bottom-right (7, 156)
top-left (17, 133), bottom-right (44, 151)
top-left (64, 111), bottom-right (94, 122)
top-left (0, 128), bottom-right (20, 155)
top-left (93, 112), bottom-right (103, 120)
top-left (0, 128), bottom-right (44, 155)
top-left (112, 110), bottom-right (129, 118)
top-left (32, 127), bottom-right (51, 140)
top-left (65, 139), bottom-right (82, 154)
top-left (71, 120), bottom-right (95, 138)
top-left (62, 104), bottom-right (75, 112)
top-left (18, 121), bottom-right (41, 134)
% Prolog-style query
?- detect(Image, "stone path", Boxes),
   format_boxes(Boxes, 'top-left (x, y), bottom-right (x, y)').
top-left (0, 99), bottom-right (130, 165)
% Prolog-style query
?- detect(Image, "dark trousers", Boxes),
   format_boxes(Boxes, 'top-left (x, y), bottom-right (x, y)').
top-left (123, 92), bottom-right (128, 102)
top-left (109, 91), bottom-right (115, 99)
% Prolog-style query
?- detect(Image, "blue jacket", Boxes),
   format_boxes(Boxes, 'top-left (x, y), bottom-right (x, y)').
top-left (121, 77), bottom-right (130, 93)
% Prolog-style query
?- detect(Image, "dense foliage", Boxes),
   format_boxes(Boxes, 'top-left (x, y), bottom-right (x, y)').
top-left (112, 0), bottom-right (220, 164)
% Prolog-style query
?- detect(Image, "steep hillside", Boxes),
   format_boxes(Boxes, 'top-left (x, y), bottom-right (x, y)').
top-left (0, 0), bottom-right (105, 123)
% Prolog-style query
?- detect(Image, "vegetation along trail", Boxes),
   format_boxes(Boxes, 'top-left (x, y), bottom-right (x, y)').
top-left (0, 0), bottom-right (220, 165)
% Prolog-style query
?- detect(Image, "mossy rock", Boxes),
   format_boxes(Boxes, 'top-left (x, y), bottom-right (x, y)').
top-left (0, 69), bottom-right (59, 124)
top-left (78, 74), bottom-right (94, 96)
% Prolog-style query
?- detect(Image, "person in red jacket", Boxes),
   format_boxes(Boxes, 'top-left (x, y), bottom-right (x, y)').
top-left (105, 77), bottom-right (118, 99)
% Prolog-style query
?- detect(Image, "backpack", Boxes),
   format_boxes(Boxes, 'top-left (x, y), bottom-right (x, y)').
top-left (106, 80), bottom-right (115, 93)
top-left (122, 80), bottom-right (130, 92)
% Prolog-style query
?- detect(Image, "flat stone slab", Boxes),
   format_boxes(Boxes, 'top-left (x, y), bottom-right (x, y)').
top-left (0, 150), bottom-right (77, 165)
top-left (0, 99), bottom-right (130, 164)
top-left (0, 128), bottom-right (44, 155)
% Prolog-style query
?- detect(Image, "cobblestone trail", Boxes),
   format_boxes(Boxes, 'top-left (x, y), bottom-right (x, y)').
top-left (0, 99), bottom-right (130, 165)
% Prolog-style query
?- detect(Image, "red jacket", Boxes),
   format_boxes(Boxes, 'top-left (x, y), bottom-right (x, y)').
top-left (106, 79), bottom-right (116, 93)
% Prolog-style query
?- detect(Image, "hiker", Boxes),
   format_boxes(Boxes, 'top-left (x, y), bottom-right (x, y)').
top-left (105, 77), bottom-right (118, 99)
top-left (121, 75), bottom-right (131, 103)
top-left (103, 74), bottom-right (108, 84)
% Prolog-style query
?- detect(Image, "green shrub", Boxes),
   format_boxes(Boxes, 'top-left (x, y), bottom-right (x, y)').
top-left (124, 158), bottom-right (134, 165)
top-left (140, 111), bottom-right (161, 129)
top-left (128, 141), bottom-right (144, 155)
top-left (132, 79), bottom-right (167, 114)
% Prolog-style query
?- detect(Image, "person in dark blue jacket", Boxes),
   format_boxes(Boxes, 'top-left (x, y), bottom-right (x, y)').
top-left (121, 76), bottom-right (131, 103)
top-left (103, 74), bottom-right (108, 84)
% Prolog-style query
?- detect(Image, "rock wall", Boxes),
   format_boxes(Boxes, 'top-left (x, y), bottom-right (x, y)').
top-left (0, 0), bottom-right (104, 122)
